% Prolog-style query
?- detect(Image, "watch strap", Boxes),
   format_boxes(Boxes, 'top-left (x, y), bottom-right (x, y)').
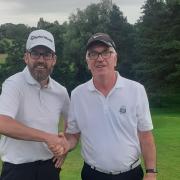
top-left (146, 169), bottom-right (158, 173)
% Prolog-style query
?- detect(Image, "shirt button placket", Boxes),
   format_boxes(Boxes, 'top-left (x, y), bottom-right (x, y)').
top-left (104, 97), bottom-right (109, 115)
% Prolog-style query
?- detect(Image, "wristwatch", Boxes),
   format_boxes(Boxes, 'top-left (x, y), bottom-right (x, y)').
top-left (146, 169), bottom-right (158, 173)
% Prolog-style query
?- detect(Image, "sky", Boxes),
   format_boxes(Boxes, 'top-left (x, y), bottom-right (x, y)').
top-left (0, 0), bottom-right (146, 27)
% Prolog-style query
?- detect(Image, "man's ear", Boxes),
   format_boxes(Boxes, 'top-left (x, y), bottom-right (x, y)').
top-left (24, 52), bottom-right (28, 64)
top-left (114, 53), bottom-right (118, 67)
top-left (86, 59), bottom-right (91, 70)
top-left (53, 55), bottom-right (57, 66)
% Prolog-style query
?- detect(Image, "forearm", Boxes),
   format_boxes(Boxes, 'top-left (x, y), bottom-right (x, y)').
top-left (0, 115), bottom-right (54, 143)
top-left (65, 132), bottom-right (80, 151)
top-left (139, 131), bottom-right (157, 169)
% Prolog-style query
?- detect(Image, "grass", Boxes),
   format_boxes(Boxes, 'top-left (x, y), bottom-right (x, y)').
top-left (152, 107), bottom-right (180, 180)
top-left (0, 54), bottom-right (7, 64)
top-left (0, 107), bottom-right (180, 180)
top-left (61, 145), bottom-right (83, 180)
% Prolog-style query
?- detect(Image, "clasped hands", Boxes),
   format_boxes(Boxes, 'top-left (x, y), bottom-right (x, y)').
top-left (49, 133), bottom-right (69, 157)
top-left (45, 132), bottom-right (70, 168)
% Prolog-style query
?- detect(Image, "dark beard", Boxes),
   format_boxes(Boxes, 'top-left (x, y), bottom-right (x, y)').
top-left (28, 63), bottom-right (53, 83)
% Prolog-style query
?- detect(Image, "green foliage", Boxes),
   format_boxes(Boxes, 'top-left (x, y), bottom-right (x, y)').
top-left (166, 0), bottom-right (180, 6)
top-left (0, 0), bottom-right (179, 105)
top-left (0, 23), bottom-right (31, 40)
top-left (0, 54), bottom-right (7, 64)
top-left (108, 5), bottom-right (135, 78)
top-left (0, 39), bottom-right (26, 90)
top-left (0, 39), bottom-right (11, 53)
top-left (133, 0), bottom-right (180, 93)
top-left (149, 93), bottom-right (180, 107)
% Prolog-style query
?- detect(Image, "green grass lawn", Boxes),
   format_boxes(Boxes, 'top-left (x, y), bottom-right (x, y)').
top-left (152, 107), bottom-right (180, 180)
top-left (61, 145), bottom-right (83, 180)
top-left (0, 107), bottom-right (180, 180)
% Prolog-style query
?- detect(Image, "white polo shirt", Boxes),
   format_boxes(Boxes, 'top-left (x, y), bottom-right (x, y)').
top-left (66, 72), bottom-right (153, 172)
top-left (0, 66), bottom-right (70, 164)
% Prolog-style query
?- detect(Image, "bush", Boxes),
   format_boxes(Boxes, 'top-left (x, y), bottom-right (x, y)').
top-left (149, 93), bottom-right (180, 108)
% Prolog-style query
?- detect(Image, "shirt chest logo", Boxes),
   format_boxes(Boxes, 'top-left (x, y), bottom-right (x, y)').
top-left (119, 105), bottom-right (126, 114)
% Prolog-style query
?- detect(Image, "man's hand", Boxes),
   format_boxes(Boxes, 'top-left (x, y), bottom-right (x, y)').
top-left (44, 133), bottom-right (65, 156)
top-left (53, 154), bottom-right (67, 168)
top-left (47, 133), bottom-right (70, 157)
top-left (144, 173), bottom-right (157, 180)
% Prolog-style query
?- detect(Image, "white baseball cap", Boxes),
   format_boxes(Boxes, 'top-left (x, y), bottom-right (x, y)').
top-left (26, 29), bottom-right (55, 52)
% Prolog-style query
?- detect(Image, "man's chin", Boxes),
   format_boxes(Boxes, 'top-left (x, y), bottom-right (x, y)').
top-left (33, 74), bottom-right (48, 82)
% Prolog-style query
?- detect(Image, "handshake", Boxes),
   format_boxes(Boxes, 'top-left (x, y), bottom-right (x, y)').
top-left (45, 132), bottom-right (70, 168)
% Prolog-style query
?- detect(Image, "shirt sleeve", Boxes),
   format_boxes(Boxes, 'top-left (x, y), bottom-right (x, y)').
top-left (66, 92), bottom-right (80, 134)
top-left (0, 79), bottom-right (20, 119)
top-left (61, 88), bottom-right (70, 120)
top-left (136, 85), bottom-right (153, 131)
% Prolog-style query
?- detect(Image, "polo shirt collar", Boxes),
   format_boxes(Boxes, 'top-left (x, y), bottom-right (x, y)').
top-left (115, 72), bottom-right (125, 89)
top-left (88, 71), bottom-right (125, 92)
top-left (23, 66), bottom-right (52, 88)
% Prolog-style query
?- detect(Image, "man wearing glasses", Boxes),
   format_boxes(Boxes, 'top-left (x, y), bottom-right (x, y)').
top-left (0, 29), bottom-right (69, 180)
top-left (62, 33), bottom-right (157, 180)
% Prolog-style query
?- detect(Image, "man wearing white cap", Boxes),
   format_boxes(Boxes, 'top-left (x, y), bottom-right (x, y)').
top-left (0, 29), bottom-right (69, 180)
top-left (59, 33), bottom-right (157, 180)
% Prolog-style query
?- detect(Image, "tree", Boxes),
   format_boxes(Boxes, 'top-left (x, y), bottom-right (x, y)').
top-left (134, 0), bottom-right (180, 93)
top-left (0, 24), bottom-right (30, 87)
top-left (164, 0), bottom-right (180, 89)
top-left (108, 5), bottom-right (135, 78)
top-left (0, 39), bottom-right (26, 89)
top-left (0, 39), bottom-right (11, 53)
top-left (0, 23), bottom-right (30, 40)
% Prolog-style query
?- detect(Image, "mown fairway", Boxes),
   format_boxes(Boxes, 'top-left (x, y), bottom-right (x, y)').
top-left (152, 108), bottom-right (180, 180)
top-left (0, 108), bottom-right (180, 180)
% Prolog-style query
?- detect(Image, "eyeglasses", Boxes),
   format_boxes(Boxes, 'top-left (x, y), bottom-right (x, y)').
top-left (87, 50), bottom-right (114, 60)
top-left (28, 50), bottom-right (54, 61)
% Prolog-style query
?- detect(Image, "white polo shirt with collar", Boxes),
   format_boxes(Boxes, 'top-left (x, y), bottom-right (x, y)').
top-left (66, 72), bottom-right (153, 172)
top-left (0, 66), bottom-right (70, 164)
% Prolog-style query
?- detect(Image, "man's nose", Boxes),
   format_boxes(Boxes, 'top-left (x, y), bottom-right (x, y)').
top-left (37, 54), bottom-right (45, 62)
top-left (96, 54), bottom-right (104, 61)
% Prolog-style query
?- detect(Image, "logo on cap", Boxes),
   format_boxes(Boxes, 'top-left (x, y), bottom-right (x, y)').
top-left (92, 35), bottom-right (102, 39)
top-left (30, 35), bottom-right (53, 43)
top-left (86, 32), bottom-right (116, 50)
